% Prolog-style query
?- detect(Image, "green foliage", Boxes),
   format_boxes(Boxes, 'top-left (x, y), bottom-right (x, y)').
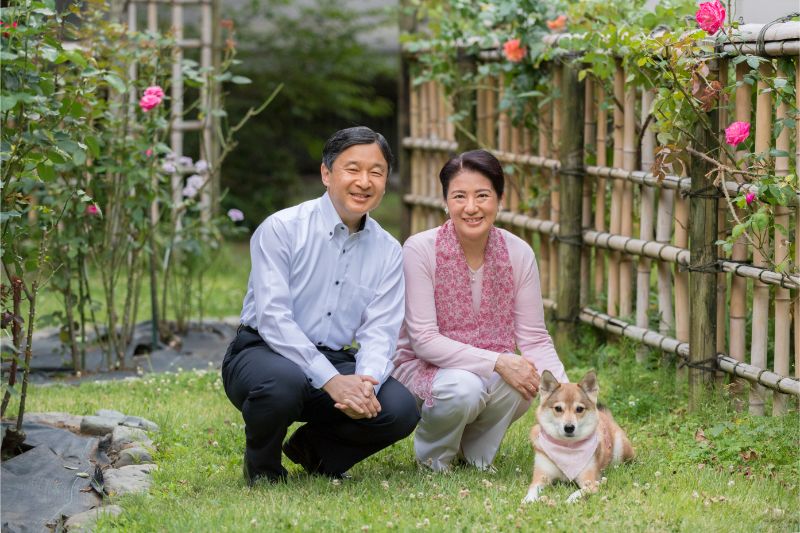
top-left (221, 0), bottom-right (398, 226)
top-left (1, 0), bottom-right (259, 377)
top-left (406, 0), bottom-right (799, 273)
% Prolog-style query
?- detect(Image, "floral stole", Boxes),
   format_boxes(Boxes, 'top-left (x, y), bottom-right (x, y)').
top-left (410, 220), bottom-right (515, 406)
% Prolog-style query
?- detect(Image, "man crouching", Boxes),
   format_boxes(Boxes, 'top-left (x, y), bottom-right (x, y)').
top-left (222, 126), bottom-right (419, 484)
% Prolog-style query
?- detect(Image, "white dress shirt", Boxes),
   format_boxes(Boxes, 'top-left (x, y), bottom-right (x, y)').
top-left (240, 192), bottom-right (405, 392)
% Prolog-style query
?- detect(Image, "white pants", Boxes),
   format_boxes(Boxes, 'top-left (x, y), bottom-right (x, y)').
top-left (414, 368), bottom-right (529, 471)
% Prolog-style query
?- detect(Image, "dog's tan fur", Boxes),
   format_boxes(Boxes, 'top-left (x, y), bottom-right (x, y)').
top-left (523, 370), bottom-right (634, 503)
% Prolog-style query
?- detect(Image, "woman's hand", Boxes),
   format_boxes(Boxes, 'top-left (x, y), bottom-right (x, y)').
top-left (494, 353), bottom-right (540, 400)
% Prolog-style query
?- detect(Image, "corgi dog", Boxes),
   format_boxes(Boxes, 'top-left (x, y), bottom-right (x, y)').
top-left (523, 370), bottom-right (634, 504)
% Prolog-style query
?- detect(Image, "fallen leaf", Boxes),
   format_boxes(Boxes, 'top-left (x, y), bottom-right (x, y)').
top-left (694, 428), bottom-right (709, 443)
top-left (76, 472), bottom-right (90, 478)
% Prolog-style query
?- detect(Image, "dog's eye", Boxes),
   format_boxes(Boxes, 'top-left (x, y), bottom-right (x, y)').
top-left (554, 406), bottom-right (563, 413)
top-left (576, 406), bottom-right (585, 413)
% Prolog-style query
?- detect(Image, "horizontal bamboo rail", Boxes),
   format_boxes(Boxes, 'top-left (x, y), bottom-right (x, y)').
top-left (402, 137), bottom-right (800, 208)
top-left (403, 193), bottom-right (799, 290)
top-left (538, 301), bottom-right (800, 396)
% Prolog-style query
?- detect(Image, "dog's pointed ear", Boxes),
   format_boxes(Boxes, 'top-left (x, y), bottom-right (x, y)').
top-left (539, 370), bottom-right (560, 398)
top-left (578, 370), bottom-right (599, 404)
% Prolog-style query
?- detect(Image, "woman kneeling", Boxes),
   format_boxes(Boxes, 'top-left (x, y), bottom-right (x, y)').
top-left (393, 149), bottom-right (568, 472)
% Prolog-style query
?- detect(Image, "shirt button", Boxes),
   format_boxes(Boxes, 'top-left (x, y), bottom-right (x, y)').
top-left (329, 232), bottom-right (332, 236)
top-left (327, 312), bottom-right (331, 316)
top-left (342, 249), bottom-right (346, 254)
top-left (335, 281), bottom-right (340, 285)
top-left (317, 341), bottom-right (322, 346)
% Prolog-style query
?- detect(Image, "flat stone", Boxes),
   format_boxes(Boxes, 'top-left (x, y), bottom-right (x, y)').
top-left (103, 464), bottom-right (157, 496)
top-left (65, 505), bottom-right (122, 531)
top-left (25, 412), bottom-right (83, 433)
top-left (94, 409), bottom-right (126, 424)
top-left (80, 416), bottom-right (118, 436)
top-left (120, 415), bottom-right (159, 433)
top-left (115, 446), bottom-right (153, 467)
top-left (110, 426), bottom-right (153, 452)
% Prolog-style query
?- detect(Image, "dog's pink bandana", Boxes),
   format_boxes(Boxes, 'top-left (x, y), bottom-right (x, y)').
top-left (537, 431), bottom-right (599, 481)
top-left (409, 220), bottom-right (515, 407)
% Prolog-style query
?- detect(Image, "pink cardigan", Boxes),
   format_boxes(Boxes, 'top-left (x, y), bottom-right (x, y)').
top-left (392, 227), bottom-right (568, 388)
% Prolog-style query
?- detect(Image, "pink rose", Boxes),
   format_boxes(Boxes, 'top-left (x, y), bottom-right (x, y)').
top-left (144, 85), bottom-right (165, 99)
top-left (745, 192), bottom-right (756, 205)
top-left (145, 148), bottom-right (153, 157)
top-left (85, 204), bottom-right (100, 216)
top-left (139, 93), bottom-right (161, 112)
top-left (227, 208), bottom-right (244, 222)
top-left (695, 1), bottom-right (725, 34)
top-left (724, 121), bottom-right (750, 146)
top-left (503, 39), bottom-right (526, 63)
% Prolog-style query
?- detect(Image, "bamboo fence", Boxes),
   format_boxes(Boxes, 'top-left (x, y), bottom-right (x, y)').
top-left (400, 21), bottom-right (800, 414)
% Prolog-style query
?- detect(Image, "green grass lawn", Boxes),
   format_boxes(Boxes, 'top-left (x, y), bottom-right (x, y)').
top-left (9, 338), bottom-right (798, 532)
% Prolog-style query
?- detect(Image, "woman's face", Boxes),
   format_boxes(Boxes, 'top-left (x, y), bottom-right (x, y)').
top-left (445, 170), bottom-right (501, 242)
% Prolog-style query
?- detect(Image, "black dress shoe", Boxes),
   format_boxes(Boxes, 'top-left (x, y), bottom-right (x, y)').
top-left (243, 453), bottom-right (285, 486)
top-left (282, 429), bottom-right (349, 480)
top-left (282, 433), bottom-right (322, 474)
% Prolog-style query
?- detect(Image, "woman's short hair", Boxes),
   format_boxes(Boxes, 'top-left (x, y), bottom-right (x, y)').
top-left (439, 149), bottom-right (504, 199)
top-left (322, 126), bottom-right (393, 174)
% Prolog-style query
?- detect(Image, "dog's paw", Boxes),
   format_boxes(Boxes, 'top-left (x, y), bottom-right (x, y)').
top-left (566, 489), bottom-right (584, 504)
top-left (521, 487), bottom-right (543, 504)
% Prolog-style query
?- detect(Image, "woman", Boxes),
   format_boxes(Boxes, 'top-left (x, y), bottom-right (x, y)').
top-left (393, 149), bottom-right (568, 472)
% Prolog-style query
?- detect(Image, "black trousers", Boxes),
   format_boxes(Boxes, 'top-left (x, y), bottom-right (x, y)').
top-left (221, 328), bottom-right (419, 480)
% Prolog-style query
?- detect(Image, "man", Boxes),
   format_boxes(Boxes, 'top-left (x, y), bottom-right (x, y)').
top-left (222, 126), bottom-right (419, 484)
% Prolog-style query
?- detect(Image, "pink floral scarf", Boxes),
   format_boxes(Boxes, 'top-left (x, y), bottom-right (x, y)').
top-left (410, 220), bottom-right (515, 406)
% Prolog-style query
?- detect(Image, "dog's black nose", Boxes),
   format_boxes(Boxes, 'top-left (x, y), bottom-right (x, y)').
top-left (564, 424), bottom-right (575, 434)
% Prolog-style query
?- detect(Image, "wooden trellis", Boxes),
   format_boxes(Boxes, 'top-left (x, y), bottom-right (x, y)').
top-left (126, 0), bottom-right (221, 221)
top-left (400, 22), bottom-right (800, 414)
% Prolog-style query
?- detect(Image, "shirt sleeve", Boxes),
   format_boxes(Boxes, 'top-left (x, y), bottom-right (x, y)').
top-left (512, 243), bottom-right (569, 383)
top-left (251, 218), bottom-right (339, 389)
top-left (354, 243), bottom-right (405, 394)
top-left (402, 236), bottom-right (499, 378)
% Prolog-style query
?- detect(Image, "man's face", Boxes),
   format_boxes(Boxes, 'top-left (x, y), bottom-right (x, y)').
top-left (321, 143), bottom-right (388, 232)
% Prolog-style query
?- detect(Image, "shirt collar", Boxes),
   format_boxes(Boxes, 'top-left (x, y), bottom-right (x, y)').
top-left (318, 192), bottom-right (371, 240)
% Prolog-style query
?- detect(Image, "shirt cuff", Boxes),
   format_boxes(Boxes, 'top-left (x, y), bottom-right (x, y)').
top-left (356, 360), bottom-right (392, 394)
top-left (306, 354), bottom-right (339, 389)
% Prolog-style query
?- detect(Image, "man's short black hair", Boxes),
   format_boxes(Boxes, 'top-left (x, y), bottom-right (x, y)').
top-left (322, 126), bottom-right (393, 174)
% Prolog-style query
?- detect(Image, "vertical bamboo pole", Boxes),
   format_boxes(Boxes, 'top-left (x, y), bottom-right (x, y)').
top-left (608, 62), bottom-right (624, 316)
top-left (749, 61), bottom-right (773, 416)
top-left (795, 58), bottom-right (800, 383)
top-left (555, 65), bottom-right (584, 349)
top-left (199, 0), bottom-right (213, 223)
top-left (399, 51), bottom-right (412, 241)
top-left (729, 62), bottom-right (751, 409)
top-left (170, 1), bottom-right (184, 212)
top-left (688, 100), bottom-right (719, 411)
top-left (539, 98), bottom-right (552, 300)
top-left (715, 60), bottom-right (729, 366)
top-left (636, 89), bottom-right (656, 363)
top-left (581, 77), bottom-right (596, 307)
top-left (773, 64), bottom-right (790, 416)
top-left (750, 59), bottom-right (773, 415)
top-left (620, 81), bottom-right (636, 318)
top-left (594, 84), bottom-right (608, 302)
top-left (550, 64), bottom-right (563, 300)
top-left (409, 83), bottom-right (421, 234)
top-left (674, 182), bottom-right (690, 375)
top-left (655, 186), bottom-right (675, 338)
top-left (498, 77), bottom-right (511, 215)
top-left (485, 75), bottom-right (498, 149)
